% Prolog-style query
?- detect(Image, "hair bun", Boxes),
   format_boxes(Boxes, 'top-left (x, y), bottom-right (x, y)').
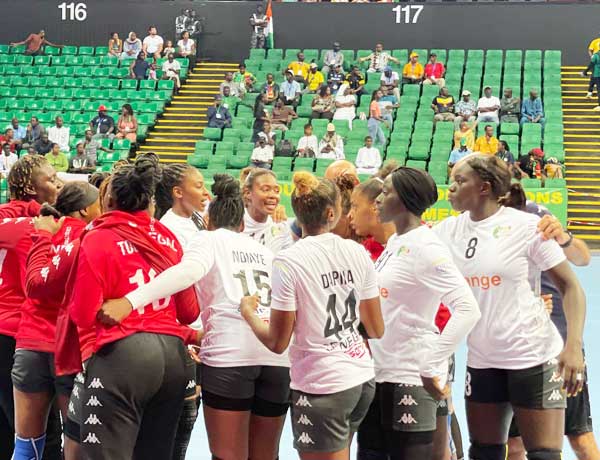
top-left (334, 173), bottom-right (357, 193)
top-left (292, 171), bottom-right (319, 196)
top-left (212, 174), bottom-right (240, 199)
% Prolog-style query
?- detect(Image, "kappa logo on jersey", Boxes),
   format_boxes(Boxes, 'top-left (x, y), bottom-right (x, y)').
top-left (41, 266), bottom-right (50, 282)
top-left (298, 414), bottom-right (313, 426)
top-left (398, 413), bottom-right (418, 424)
top-left (295, 395), bottom-right (312, 407)
top-left (297, 432), bottom-right (315, 445)
top-left (52, 254), bottom-right (61, 269)
top-left (86, 396), bottom-right (103, 407)
top-left (85, 414), bottom-right (102, 425)
top-left (87, 378), bottom-right (104, 389)
top-left (398, 394), bottom-right (418, 406)
top-left (186, 380), bottom-right (196, 390)
top-left (68, 401), bottom-right (75, 415)
top-left (82, 432), bottom-right (101, 444)
top-left (548, 371), bottom-right (563, 384)
top-left (492, 225), bottom-right (512, 239)
top-left (64, 241), bottom-right (75, 256)
top-left (548, 389), bottom-right (564, 402)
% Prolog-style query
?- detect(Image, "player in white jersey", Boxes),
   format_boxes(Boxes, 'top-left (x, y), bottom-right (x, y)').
top-left (99, 175), bottom-right (290, 460)
top-left (355, 167), bottom-right (480, 460)
top-left (242, 168), bottom-right (294, 254)
top-left (153, 163), bottom-right (209, 460)
top-left (435, 154), bottom-right (586, 460)
top-left (240, 171), bottom-right (384, 459)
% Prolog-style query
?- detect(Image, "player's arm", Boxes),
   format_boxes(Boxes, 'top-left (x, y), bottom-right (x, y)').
top-left (537, 214), bottom-right (591, 266)
top-left (241, 296), bottom-right (295, 354)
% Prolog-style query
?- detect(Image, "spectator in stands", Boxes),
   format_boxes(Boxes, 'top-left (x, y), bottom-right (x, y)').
top-left (499, 88), bottom-right (520, 123)
top-left (206, 95), bottom-right (232, 129)
top-left (346, 66), bottom-right (365, 95)
top-left (0, 143), bottom-right (18, 177)
top-left (130, 51), bottom-right (150, 80)
top-left (328, 63), bottom-right (346, 95)
top-left (46, 143), bottom-right (68, 172)
top-left (69, 141), bottom-right (96, 174)
top-left (142, 26), bottom-right (164, 60)
top-left (448, 137), bottom-right (472, 174)
top-left (115, 104), bottom-right (138, 143)
top-left (306, 63), bottom-right (325, 94)
top-left (359, 43), bottom-right (400, 73)
top-left (121, 32), bottom-right (142, 61)
top-left (454, 90), bottom-right (477, 129)
top-left (496, 140), bottom-right (516, 177)
top-left (280, 71), bottom-right (302, 108)
top-left (256, 121), bottom-right (276, 151)
top-left (473, 124), bottom-right (499, 155)
top-left (47, 116), bottom-right (70, 152)
top-left (26, 147), bottom-right (36, 156)
top-left (477, 86), bottom-right (500, 123)
top-left (423, 53), bottom-right (446, 87)
top-left (297, 124), bottom-right (319, 158)
top-left (7, 118), bottom-right (26, 144)
top-left (10, 29), bottom-right (63, 56)
top-left (252, 93), bottom-right (269, 142)
top-left (177, 31), bottom-right (196, 69)
top-left (22, 117), bottom-right (45, 151)
top-left (311, 85), bottom-right (335, 121)
top-left (516, 148), bottom-right (546, 179)
top-left (162, 53), bottom-right (182, 92)
top-left (355, 136), bottom-right (382, 175)
top-left (402, 52), bottom-right (424, 84)
top-left (233, 63), bottom-right (256, 93)
top-left (322, 42), bottom-right (344, 76)
top-left (318, 123), bottom-right (345, 159)
top-left (250, 5), bottom-right (268, 49)
top-left (520, 89), bottom-right (545, 127)
top-left (108, 32), bottom-right (123, 57)
top-left (90, 105), bottom-right (116, 140)
top-left (260, 73), bottom-right (279, 104)
top-left (378, 86), bottom-right (398, 127)
top-left (251, 137), bottom-right (273, 170)
top-left (34, 134), bottom-right (52, 157)
top-left (221, 86), bottom-right (240, 112)
top-left (380, 66), bottom-right (400, 101)
top-left (368, 90), bottom-right (387, 146)
top-left (333, 83), bottom-right (357, 129)
top-left (287, 52), bottom-right (310, 84)
top-left (453, 120), bottom-right (476, 150)
top-left (82, 129), bottom-right (111, 162)
top-left (220, 71), bottom-right (241, 97)
top-left (0, 129), bottom-right (19, 153)
top-left (271, 99), bottom-right (297, 131)
top-left (162, 40), bottom-right (176, 58)
top-left (432, 87), bottom-right (456, 124)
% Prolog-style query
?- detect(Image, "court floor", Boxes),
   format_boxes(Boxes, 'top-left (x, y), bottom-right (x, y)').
top-left (188, 258), bottom-right (600, 459)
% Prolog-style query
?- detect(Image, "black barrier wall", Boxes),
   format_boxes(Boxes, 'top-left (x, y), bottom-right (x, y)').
top-left (0, 1), bottom-right (598, 65)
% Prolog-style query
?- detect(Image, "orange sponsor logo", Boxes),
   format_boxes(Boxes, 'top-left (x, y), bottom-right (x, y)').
top-left (380, 287), bottom-right (389, 298)
top-left (464, 275), bottom-right (502, 290)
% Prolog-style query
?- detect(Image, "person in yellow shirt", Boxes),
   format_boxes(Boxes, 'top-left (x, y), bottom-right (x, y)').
top-left (287, 52), bottom-right (310, 83)
top-left (305, 63), bottom-right (325, 93)
top-left (46, 143), bottom-right (69, 172)
top-left (589, 34), bottom-right (600, 57)
top-left (402, 52), bottom-right (424, 84)
top-left (454, 120), bottom-right (477, 151)
top-left (473, 125), bottom-right (499, 155)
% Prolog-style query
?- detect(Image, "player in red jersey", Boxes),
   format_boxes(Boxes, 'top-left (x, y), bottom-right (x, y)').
top-left (69, 156), bottom-right (200, 460)
top-left (11, 182), bottom-right (100, 460)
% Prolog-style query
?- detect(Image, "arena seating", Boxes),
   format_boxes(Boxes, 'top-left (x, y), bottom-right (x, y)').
top-left (189, 48), bottom-right (564, 186)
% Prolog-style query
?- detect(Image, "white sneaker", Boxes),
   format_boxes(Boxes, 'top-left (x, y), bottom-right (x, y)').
top-left (593, 106), bottom-right (600, 112)
top-left (587, 92), bottom-right (593, 99)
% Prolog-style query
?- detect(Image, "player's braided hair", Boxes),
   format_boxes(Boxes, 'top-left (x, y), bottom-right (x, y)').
top-left (7, 154), bottom-right (49, 201)
top-left (209, 174), bottom-right (244, 230)
top-left (155, 163), bottom-right (196, 220)
top-left (110, 154), bottom-right (161, 213)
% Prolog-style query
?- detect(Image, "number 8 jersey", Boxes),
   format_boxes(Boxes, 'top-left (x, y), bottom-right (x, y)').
top-left (271, 233), bottom-right (379, 395)
top-left (433, 207), bottom-right (566, 370)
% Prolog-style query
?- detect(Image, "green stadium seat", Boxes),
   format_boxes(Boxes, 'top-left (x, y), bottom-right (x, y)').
top-left (78, 46), bottom-right (94, 56)
top-left (406, 160), bottom-right (427, 171)
top-left (294, 157), bottom-right (315, 172)
top-left (95, 46), bottom-right (109, 56)
top-left (203, 127), bottom-right (222, 141)
top-left (0, 45), bottom-right (10, 54)
top-left (273, 157), bottom-right (293, 172)
top-left (194, 140), bottom-right (215, 154)
top-left (521, 178), bottom-right (542, 188)
top-left (267, 49), bottom-right (283, 60)
top-left (545, 178), bottom-right (566, 188)
top-left (187, 153), bottom-right (210, 169)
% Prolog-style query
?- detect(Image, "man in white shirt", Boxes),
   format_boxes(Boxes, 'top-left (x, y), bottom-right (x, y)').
top-left (477, 86), bottom-right (501, 123)
top-left (0, 143), bottom-right (18, 177)
top-left (142, 26), bottom-right (164, 60)
top-left (161, 53), bottom-right (181, 91)
top-left (355, 136), bottom-right (382, 175)
top-left (251, 137), bottom-right (273, 169)
top-left (380, 66), bottom-right (400, 102)
top-left (177, 30), bottom-right (196, 68)
top-left (296, 124), bottom-right (319, 158)
top-left (46, 116), bottom-right (70, 152)
top-left (317, 123), bottom-right (345, 160)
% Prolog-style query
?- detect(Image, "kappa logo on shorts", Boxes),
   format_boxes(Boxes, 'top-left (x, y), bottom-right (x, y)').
top-left (297, 432), bottom-right (315, 445)
top-left (297, 414), bottom-right (313, 426)
top-left (548, 371), bottom-right (563, 384)
top-left (295, 395), bottom-right (312, 407)
top-left (68, 401), bottom-right (75, 415)
top-left (84, 414), bottom-right (102, 425)
top-left (398, 394), bottom-right (418, 406)
top-left (72, 385), bottom-right (80, 399)
top-left (186, 380), bottom-right (196, 390)
top-left (86, 396), bottom-right (103, 407)
top-left (75, 372), bottom-right (85, 384)
top-left (87, 378), bottom-right (104, 389)
top-left (548, 389), bottom-right (563, 402)
top-left (82, 432), bottom-right (101, 444)
top-left (398, 413), bottom-right (418, 424)
top-left (438, 399), bottom-right (447, 408)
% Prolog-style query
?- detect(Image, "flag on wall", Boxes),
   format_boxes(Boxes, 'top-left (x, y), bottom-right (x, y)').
top-left (266, 0), bottom-right (274, 49)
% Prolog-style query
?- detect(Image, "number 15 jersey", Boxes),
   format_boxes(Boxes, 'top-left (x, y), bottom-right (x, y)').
top-left (433, 207), bottom-right (565, 370)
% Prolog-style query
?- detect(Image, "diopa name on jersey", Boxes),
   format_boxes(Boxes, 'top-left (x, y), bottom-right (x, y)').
top-left (321, 269), bottom-right (354, 289)
top-left (464, 274), bottom-right (502, 290)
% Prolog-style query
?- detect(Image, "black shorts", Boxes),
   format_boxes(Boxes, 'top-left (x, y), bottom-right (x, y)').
top-left (183, 352), bottom-right (198, 399)
top-left (11, 349), bottom-right (74, 395)
top-left (465, 359), bottom-right (567, 409)
top-left (200, 364), bottom-right (290, 417)
top-left (65, 368), bottom-right (86, 443)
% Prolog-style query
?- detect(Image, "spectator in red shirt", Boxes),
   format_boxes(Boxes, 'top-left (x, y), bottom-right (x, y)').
top-left (10, 30), bottom-right (63, 56)
top-left (0, 128), bottom-right (21, 154)
top-left (423, 53), bottom-right (446, 88)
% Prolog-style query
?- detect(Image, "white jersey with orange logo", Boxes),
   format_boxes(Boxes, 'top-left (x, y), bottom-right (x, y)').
top-left (371, 226), bottom-right (479, 385)
top-left (243, 210), bottom-right (294, 255)
top-left (433, 206), bottom-right (565, 369)
top-left (270, 233), bottom-right (379, 394)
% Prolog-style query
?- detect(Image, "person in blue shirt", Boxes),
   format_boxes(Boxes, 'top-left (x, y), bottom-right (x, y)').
top-left (447, 137), bottom-right (472, 174)
top-left (206, 95), bottom-right (232, 129)
top-left (7, 118), bottom-right (26, 143)
top-left (520, 89), bottom-right (545, 128)
top-left (279, 70), bottom-right (301, 109)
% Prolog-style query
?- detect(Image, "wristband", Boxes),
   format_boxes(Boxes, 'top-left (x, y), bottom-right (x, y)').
top-left (559, 231), bottom-right (573, 249)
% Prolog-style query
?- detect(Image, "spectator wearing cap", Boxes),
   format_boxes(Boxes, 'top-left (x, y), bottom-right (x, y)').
top-left (260, 73), bottom-right (280, 104)
top-left (47, 116), bottom-right (70, 152)
top-left (287, 52), bottom-right (311, 84)
top-left (473, 124), bottom-right (499, 155)
top-left (142, 26), bottom-right (164, 60)
top-left (10, 29), bottom-right (63, 56)
top-left (318, 123), bottom-right (345, 160)
top-left (322, 42), bottom-right (344, 76)
top-left (516, 148), bottom-right (546, 179)
top-left (402, 52), bottom-right (424, 84)
top-left (454, 90), bottom-right (477, 129)
top-left (328, 64), bottom-right (346, 95)
top-left (90, 106), bottom-right (115, 140)
top-left (251, 136), bottom-right (273, 170)
top-left (311, 85), bottom-right (335, 121)
top-left (500, 88), bottom-right (521, 123)
top-left (477, 86), bottom-right (501, 123)
top-left (0, 143), bottom-right (18, 177)
top-left (305, 63), bottom-right (325, 94)
top-left (423, 53), bottom-right (446, 88)
top-left (431, 87), bottom-right (456, 124)
top-left (520, 89), bottom-right (545, 128)
top-left (280, 71), bottom-right (302, 109)
top-left (380, 66), bottom-right (400, 101)
top-left (130, 51), bottom-right (150, 80)
top-left (448, 137), bottom-right (472, 174)
top-left (69, 141), bottom-right (97, 174)
top-left (358, 43), bottom-right (400, 73)
top-left (207, 95), bottom-right (232, 129)
top-left (346, 66), bottom-right (365, 95)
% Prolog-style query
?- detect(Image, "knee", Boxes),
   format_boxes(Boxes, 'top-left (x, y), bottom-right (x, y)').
top-left (468, 442), bottom-right (507, 460)
top-left (526, 449), bottom-right (562, 460)
top-left (568, 432), bottom-right (598, 456)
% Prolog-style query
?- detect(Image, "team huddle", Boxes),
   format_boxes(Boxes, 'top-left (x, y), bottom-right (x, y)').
top-left (0, 151), bottom-right (589, 460)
